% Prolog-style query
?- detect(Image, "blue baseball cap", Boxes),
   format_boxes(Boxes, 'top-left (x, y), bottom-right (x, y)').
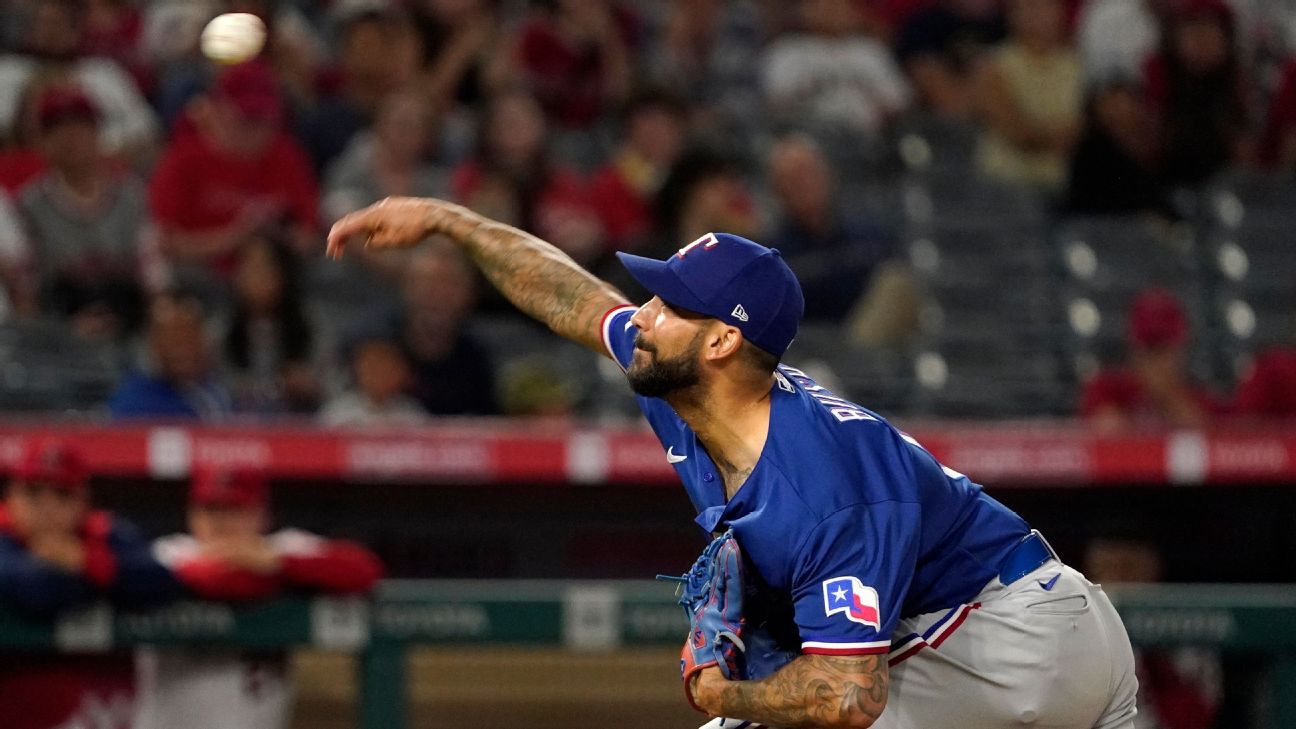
top-left (616, 232), bottom-right (805, 357)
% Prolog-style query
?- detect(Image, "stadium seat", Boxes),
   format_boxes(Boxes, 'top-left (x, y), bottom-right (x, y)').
top-left (899, 179), bottom-right (1066, 417)
top-left (892, 113), bottom-right (981, 182)
top-left (1202, 174), bottom-right (1296, 379)
top-left (0, 319), bottom-right (125, 413)
top-left (1050, 215), bottom-right (1215, 387)
top-left (789, 322), bottom-right (914, 418)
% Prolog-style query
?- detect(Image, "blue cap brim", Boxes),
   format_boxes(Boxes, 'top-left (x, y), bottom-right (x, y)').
top-left (615, 251), bottom-right (713, 315)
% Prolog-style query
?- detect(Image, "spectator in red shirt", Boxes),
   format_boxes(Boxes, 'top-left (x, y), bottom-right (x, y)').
top-left (1081, 288), bottom-right (1225, 433)
top-left (137, 466), bottom-right (382, 729)
top-left (152, 465), bottom-right (382, 604)
top-left (451, 87), bottom-right (602, 265)
top-left (589, 89), bottom-right (687, 254)
top-left (1232, 348), bottom-right (1296, 419)
top-left (148, 61), bottom-right (319, 277)
top-left (507, 0), bottom-right (634, 129)
top-left (0, 76), bottom-right (54, 195)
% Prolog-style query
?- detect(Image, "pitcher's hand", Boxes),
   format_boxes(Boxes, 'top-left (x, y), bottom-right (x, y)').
top-left (326, 197), bottom-right (480, 259)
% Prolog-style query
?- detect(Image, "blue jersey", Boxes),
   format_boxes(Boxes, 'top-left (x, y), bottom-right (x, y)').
top-left (602, 306), bottom-right (1031, 655)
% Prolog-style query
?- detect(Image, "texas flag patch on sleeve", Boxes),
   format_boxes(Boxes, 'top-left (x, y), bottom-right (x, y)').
top-left (823, 576), bottom-right (881, 629)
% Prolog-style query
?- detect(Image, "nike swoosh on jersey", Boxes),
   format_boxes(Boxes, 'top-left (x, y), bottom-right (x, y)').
top-left (1038, 574), bottom-right (1060, 591)
top-left (666, 447), bottom-right (688, 464)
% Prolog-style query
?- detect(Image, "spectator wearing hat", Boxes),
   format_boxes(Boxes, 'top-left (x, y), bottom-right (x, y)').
top-left (135, 466), bottom-right (382, 729)
top-left (108, 292), bottom-right (233, 420)
top-left (148, 61), bottom-right (318, 278)
top-left (1080, 288), bottom-right (1226, 433)
top-left (0, 438), bottom-right (180, 615)
top-left (0, 439), bottom-right (180, 729)
top-left (0, 0), bottom-right (159, 165)
top-left (16, 86), bottom-right (147, 340)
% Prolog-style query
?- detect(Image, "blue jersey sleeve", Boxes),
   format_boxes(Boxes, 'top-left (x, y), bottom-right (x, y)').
top-left (0, 534), bottom-right (97, 616)
top-left (106, 521), bottom-right (184, 609)
top-left (790, 502), bottom-right (920, 655)
top-left (599, 305), bottom-right (639, 371)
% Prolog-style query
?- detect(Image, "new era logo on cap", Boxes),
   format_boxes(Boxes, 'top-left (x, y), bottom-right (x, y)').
top-left (616, 233), bottom-right (805, 357)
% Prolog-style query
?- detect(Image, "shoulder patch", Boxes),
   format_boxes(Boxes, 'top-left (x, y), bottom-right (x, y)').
top-left (823, 576), bottom-right (881, 629)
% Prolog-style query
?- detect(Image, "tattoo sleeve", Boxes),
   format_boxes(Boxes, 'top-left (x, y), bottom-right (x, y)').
top-left (710, 654), bottom-right (888, 729)
top-left (440, 212), bottom-right (631, 354)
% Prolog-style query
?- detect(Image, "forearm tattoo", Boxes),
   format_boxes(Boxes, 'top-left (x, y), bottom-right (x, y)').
top-left (443, 214), bottom-right (629, 353)
top-left (713, 654), bottom-right (888, 729)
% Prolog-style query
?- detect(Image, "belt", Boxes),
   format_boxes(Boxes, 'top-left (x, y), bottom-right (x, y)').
top-left (997, 530), bottom-right (1059, 586)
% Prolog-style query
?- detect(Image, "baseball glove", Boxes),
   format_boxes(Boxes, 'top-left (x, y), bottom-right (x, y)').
top-left (659, 530), bottom-right (799, 714)
top-left (660, 529), bottom-right (748, 711)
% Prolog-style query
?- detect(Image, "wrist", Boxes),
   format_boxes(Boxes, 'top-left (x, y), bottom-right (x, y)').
top-left (690, 666), bottom-right (722, 713)
top-left (426, 201), bottom-right (482, 241)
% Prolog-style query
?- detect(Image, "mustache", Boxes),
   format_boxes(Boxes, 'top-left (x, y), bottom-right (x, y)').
top-left (634, 334), bottom-right (657, 353)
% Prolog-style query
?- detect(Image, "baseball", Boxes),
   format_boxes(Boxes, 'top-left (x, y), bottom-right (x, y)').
top-left (200, 13), bottom-right (266, 65)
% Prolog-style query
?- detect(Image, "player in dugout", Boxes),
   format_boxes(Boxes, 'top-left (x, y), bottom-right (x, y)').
top-left (0, 438), bottom-right (182, 729)
top-left (328, 197), bottom-right (1138, 729)
top-left (133, 465), bottom-right (383, 729)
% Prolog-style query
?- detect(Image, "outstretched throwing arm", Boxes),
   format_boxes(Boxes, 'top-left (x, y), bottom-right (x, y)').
top-left (327, 197), bottom-right (631, 354)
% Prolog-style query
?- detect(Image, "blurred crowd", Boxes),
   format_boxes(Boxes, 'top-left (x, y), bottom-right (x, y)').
top-left (0, 438), bottom-right (382, 729)
top-left (0, 0), bottom-right (1292, 428)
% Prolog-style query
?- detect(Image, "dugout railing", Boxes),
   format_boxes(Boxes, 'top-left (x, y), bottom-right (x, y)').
top-left (0, 581), bottom-right (1293, 729)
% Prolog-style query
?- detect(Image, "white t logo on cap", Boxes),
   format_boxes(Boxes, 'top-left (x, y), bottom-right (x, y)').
top-left (677, 232), bottom-right (719, 258)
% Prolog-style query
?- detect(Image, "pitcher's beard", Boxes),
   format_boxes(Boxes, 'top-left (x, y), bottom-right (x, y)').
top-left (627, 333), bottom-right (703, 398)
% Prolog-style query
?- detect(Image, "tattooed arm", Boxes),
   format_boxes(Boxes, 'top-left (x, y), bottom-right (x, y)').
top-left (691, 655), bottom-right (888, 729)
top-left (326, 197), bottom-right (631, 354)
